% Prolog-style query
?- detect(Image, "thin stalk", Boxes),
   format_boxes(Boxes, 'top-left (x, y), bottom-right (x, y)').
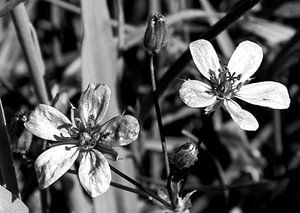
top-left (149, 54), bottom-right (170, 177)
top-left (166, 172), bottom-right (176, 208)
top-left (43, 0), bottom-right (80, 14)
top-left (0, 98), bottom-right (19, 196)
top-left (273, 110), bottom-right (283, 156)
top-left (110, 182), bottom-right (149, 198)
top-left (115, 0), bottom-right (125, 51)
top-left (203, 145), bottom-right (229, 212)
top-left (150, 54), bottom-right (176, 209)
top-left (140, 0), bottom-right (261, 121)
top-left (110, 165), bottom-right (172, 209)
top-left (11, 4), bottom-right (49, 104)
top-left (68, 169), bottom-right (151, 199)
top-left (41, 190), bottom-right (50, 213)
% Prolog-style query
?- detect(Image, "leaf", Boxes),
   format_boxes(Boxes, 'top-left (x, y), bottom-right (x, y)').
top-left (0, 0), bottom-right (25, 17)
top-left (239, 17), bottom-right (295, 45)
top-left (80, 0), bottom-right (138, 212)
top-left (274, 2), bottom-right (300, 18)
top-left (80, 0), bottom-right (120, 119)
top-left (218, 122), bottom-right (265, 183)
top-left (0, 185), bottom-right (28, 213)
top-left (199, 0), bottom-right (234, 58)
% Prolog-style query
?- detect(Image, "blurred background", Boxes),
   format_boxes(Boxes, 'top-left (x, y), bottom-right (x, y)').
top-left (1, 0), bottom-right (300, 212)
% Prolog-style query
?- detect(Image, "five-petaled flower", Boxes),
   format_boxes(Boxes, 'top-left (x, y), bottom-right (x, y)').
top-left (24, 83), bottom-right (140, 197)
top-left (179, 39), bottom-right (290, 131)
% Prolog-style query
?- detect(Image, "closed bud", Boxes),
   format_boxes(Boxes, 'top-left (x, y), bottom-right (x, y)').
top-left (144, 12), bottom-right (168, 54)
top-left (170, 141), bottom-right (198, 170)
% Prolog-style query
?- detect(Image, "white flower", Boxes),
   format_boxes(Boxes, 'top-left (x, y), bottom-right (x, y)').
top-left (179, 39), bottom-right (290, 131)
top-left (24, 83), bottom-right (140, 197)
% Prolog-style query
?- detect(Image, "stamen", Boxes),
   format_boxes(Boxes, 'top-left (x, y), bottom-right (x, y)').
top-left (209, 65), bottom-right (242, 99)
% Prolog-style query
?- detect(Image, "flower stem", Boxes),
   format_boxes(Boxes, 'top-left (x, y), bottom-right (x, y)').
top-left (110, 182), bottom-right (149, 198)
top-left (0, 98), bottom-right (20, 197)
top-left (166, 172), bottom-right (176, 209)
top-left (140, 0), bottom-right (261, 121)
top-left (110, 165), bottom-right (172, 209)
top-left (68, 168), bottom-right (151, 199)
top-left (11, 3), bottom-right (49, 104)
top-left (149, 54), bottom-right (171, 177)
top-left (149, 54), bottom-right (176, 209)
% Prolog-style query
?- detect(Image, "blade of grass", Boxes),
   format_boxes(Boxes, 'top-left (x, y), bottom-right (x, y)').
top-left (0, 0), bottom-right (24, 17)
top-left (80, 0), bottom-right (141, 212)
top-left (11, 3), bottom-right (49, 104)
top-left (0, 98), bottom-right (19, 197)
top-left (199, 0), bottom-right (234, 58)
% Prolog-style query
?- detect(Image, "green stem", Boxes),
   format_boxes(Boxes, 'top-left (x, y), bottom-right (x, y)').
top-left (149, 54), bottom-right (176, 209)
top-left (0, 98), bottom-right (19, 196)
top-left (166, 172), bottom-right (176, 209)
top-left (273, 110), bottom-right (283, 156)
top-left (149, 54), bottom-right (171, 177)
top-left (67, 169), bottom-right (154, 201)
top-left (110, 182), bottom-right (149, 198)
top-left (110, 165), bottom-right (172, 209)
top-left (140, 0), bottom-right (261, 121)
top-left (11, 3), bottom-right (49, 104)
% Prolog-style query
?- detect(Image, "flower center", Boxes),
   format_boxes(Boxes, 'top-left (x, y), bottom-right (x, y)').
top-left (68, 119), bottom-right (101, 151)
top-left (209, 65), bottom-right (242, 99)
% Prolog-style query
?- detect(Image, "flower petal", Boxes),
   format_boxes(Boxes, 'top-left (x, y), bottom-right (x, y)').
top-left (179, 80), bottom-right (216, 108)
top-left (79, 83), bottom-right (111, 127)
top-left (35, 145), bottom-right (79, 189)
top-left (223, 100), bottom-right (258, 131)
top-left (235, 81), bottom-right (290, 109)
top-left (78, 150), bottom-right (111, 197)
top-left (189, 39), bottom-right (221, 80)
top-left (24, 104), bottom-right (72, 141)
top-left (228, 41), bottom-right (263, 83)
top-left (99, 115), bottom-right (140, 147)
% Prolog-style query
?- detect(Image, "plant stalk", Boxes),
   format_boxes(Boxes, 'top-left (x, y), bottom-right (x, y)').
top-left (149, 54), bottom-right (171, 177)
top-left (11, 3), bottom-right (49, 104)
top-left (110, 165), bottom-right (172, 209)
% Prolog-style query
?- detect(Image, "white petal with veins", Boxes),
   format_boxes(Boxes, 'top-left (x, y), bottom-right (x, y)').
top-left (35, 145), bottom-right (79, 189)
top-left (24, 104), bottom-right (72, 141)
top-left (78, 150), bottom-right (111, 197)
top-left (235, 81), bottom-right (290, 109)
top-left (228, 41), bottom-right (263, 83)
top-left (224, 99), bottom-right (259, 131)
top-left (179, 80), bottom-right (216, 108)
top-left (189, 39), bottom-right (221, 80)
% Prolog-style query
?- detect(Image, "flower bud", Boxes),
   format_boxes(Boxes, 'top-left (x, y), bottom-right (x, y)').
top-left (170, 141), bottom-right (198, 170)
top-left (144, 12), bottom-right (168, 54)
